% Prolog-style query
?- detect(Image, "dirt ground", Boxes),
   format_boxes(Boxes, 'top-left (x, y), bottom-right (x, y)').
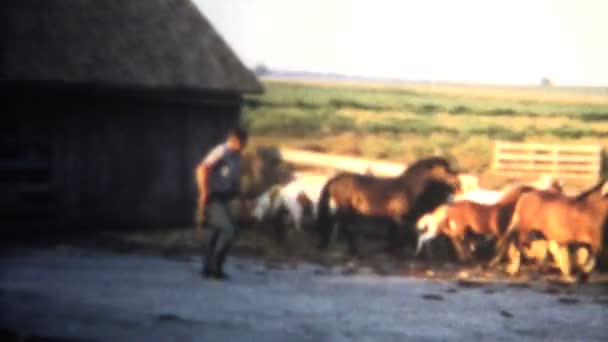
top-left (1, 226), bottom-right (607, 341)
top-left (6, 225), bottom-right (608, 290)
top-left (0, 228), bottom-right (608, 341)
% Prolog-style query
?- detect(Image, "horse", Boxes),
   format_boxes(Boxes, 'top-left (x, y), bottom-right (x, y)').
top-left (316, 156), bottom-right (461, 254)
top-left (416, 185), bottom-right (537, 261)
top-left (455, 174), bottom-right (564, 204)
top-left (416, 175), bottom-right (564, 258)
top-left (252, 180), bottom-right (324, 241)
top-left (492, 179), bottom-right (608, 282)
top-left (457, 174), bottom-right (480, 193)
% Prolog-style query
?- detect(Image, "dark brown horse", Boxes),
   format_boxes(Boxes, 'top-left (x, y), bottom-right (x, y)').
top-left (316, 157), bottom-right (461, 254)
top-left (492, 179), bottom-right (608, 281)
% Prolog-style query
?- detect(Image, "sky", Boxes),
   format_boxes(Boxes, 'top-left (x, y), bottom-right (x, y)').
top-left (194, 0), bottom-right (608, 86)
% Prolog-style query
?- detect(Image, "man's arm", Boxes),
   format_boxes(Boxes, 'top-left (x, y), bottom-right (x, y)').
top-left (195, 145), bottom-right (225, 227)
top-left (196, 163), bottom-right (212, 210)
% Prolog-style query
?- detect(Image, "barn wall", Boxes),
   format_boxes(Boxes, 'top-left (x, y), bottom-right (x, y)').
top-left (3, 86), bottom-right (241, 229)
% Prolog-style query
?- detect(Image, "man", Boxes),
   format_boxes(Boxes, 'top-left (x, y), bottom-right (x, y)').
top-left (195, 127), bottom-right (248, 280)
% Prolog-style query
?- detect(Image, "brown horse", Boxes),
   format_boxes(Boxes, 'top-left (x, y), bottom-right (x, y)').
top-left (316, 156), bottom-right (460, 254)
top-left (492, 179), bottom-right (608, 281)
top-left (418, 185), bottom-right (537, 261)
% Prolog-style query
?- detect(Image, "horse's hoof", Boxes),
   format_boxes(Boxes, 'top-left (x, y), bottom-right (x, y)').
top-left (487, 257), bottom-right (502, 268)
top-left (561, 275), bottom-right (577, 284)
top-left (506, 264), bottom-right (520, 276)
top-left (577, 272), bottom-right (591, 283)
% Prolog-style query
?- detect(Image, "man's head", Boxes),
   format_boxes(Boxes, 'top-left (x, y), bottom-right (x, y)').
top-left (226, 126), bottom-right (248, 152)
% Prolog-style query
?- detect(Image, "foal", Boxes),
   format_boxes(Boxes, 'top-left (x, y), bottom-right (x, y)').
top-left (417, 185), bottom-right (536, 261)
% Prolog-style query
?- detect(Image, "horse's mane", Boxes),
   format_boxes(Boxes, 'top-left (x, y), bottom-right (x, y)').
top-left (400, 156), bottom-right (451, 177)
top-left (397, 156), bottom-right (454, 197)
top-left (574, 179), bottom-right (607, 202)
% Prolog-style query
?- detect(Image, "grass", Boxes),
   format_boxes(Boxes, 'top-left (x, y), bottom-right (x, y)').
top-left (243, 79), bottom-right (608, 185)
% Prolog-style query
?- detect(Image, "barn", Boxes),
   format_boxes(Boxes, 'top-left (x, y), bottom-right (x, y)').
top-left (1, 0), bottom-right (263, 229)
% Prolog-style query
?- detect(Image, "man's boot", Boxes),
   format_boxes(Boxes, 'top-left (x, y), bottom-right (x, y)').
top-left (214, 244), bottom-right (232, 280)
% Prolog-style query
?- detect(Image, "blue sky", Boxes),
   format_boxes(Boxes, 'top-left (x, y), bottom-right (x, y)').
top-left (195, 0), bottom-right (608, 86)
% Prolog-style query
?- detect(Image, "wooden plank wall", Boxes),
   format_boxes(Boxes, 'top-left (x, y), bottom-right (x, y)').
top-left (3, 93), bottom-right (241, 228)
top-left (492, 141), bottom-right (602, 180)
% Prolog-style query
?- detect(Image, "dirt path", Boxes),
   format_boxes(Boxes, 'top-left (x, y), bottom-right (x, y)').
top-left (1, 246), bottom-right (607, 342)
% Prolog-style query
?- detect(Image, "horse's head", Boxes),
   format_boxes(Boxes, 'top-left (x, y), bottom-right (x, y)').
top-left (296, 191), bottom-right (316, 231)
top-left (425, 158), bottom-right (461, 192)
top-left (577, 178), bottom-right (608, 214)
top-left (401, 157), bottom-right (461, 203)
top-left (531, 174), bottom-right (564, 193)
top-left (549, 180), bottom-right (565, 193)
top-left (296, 191), bottom-right (314, 218)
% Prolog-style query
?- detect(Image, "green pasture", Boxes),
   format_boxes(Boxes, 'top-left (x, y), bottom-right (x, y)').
top-left (243, 80), bottom-right (608, 178)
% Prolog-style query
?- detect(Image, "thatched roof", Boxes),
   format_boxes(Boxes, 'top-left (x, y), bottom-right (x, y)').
top-left (0, 0), bottom-right (263, 94)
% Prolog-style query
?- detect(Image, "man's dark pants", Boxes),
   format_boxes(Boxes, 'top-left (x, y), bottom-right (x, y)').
top-left (203, 199), bottom-right (237, 277)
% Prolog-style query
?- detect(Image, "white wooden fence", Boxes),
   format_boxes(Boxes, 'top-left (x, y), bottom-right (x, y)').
top-left (492, 141), bottom-right (602, 180)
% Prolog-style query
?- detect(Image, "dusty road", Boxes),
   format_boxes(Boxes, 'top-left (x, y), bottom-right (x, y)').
top-left (1, 247), bottom-right (607, 341)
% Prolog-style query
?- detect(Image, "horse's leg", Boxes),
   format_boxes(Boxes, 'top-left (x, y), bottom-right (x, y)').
top-left (506, 230), bottom-right (532, 275)
top-left (388, 217), bottom-right (411, 254)
top-left (447, 220), bottom-right (470, 262)
top-left (342, 214), bottom-right (358, 256)
top-left (462, 231), bottom-right (476, 261)
top-left (574, 245), bottom-right (595, 281)
top-left (448, 234), bottom-right (468, 262)
top-left (488, 242), bottom-right (505, 267)
top-left (506, 242), bottom-right (521, 276)
top-left (490, 211), bottom-right (522, 267)
top-left (524, 239), bottom-right (550, 272)
top-left (548, 240), bottom-right (574, 283)
top-left (318, 210), bottom-right (334, 250)
top-left (387, 220), bottom-right (399, 252)
top-left (489, 229), bottom-right (517, 268)
top-left (403, 220), bottom-right (419, 255)
top-left (272, 213), bottom-right (286, 244)
top-left (334, 209), bottom-right (357, 255)
top-left (422, 239), bottom-right (434, 260)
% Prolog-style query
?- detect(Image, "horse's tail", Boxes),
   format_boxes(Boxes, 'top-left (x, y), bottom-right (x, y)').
top-left (317, 178), bottom-right (335, 249)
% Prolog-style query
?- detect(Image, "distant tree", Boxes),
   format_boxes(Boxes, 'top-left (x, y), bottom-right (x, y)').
top-left (254, 64), bottom-right (270, 76)
top-left (541, 77), bottom-right (552, 87)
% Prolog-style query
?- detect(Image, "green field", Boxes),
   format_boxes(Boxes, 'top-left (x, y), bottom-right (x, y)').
top-left (243, 80), bottom-right (608, 184)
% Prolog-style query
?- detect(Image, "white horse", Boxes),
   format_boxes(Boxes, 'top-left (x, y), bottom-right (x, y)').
top-left (252, 179), bottom-right (326, 232)
top-left (452, 174), bottom-right (505, 204)
top-left (416, 174), bottom-right (564, 254)
top-left (455, 174), bottom-right (563, 204)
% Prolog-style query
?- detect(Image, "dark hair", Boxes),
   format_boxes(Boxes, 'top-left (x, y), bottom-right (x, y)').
top-left (228, 126), bottom-right (248, 145)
